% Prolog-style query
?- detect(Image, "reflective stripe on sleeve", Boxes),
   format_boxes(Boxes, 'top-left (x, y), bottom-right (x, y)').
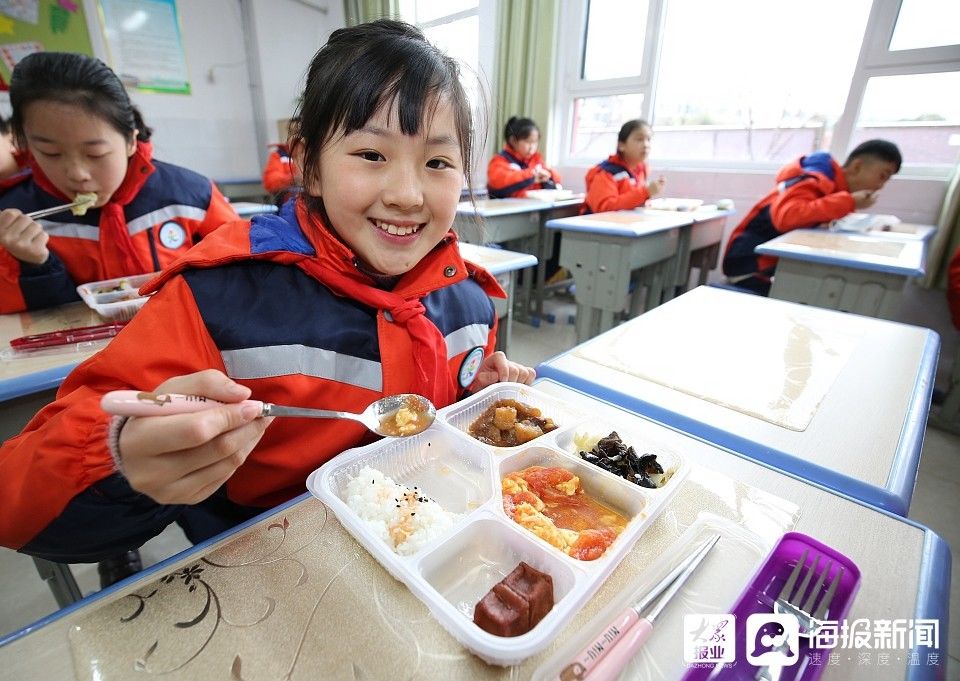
top-left (221, 344), bottom-right (383, 391)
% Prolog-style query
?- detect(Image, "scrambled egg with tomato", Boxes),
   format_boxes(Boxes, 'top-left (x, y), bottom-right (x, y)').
top-left (502, 466), bottom-right (628, 561)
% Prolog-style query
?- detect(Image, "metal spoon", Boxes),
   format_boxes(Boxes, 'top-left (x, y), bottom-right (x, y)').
top-left (101, 390), bottom-right (437, 437)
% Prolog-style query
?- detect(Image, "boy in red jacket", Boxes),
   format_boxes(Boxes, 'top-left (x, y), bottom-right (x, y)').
top-left (722, 140), bottom-right (902, 295)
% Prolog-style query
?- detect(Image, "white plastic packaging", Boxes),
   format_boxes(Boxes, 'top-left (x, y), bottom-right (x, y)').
top-left (306, 382), bottom-right (688, 666)
top-left (76, 273), bottom-right (155, 321)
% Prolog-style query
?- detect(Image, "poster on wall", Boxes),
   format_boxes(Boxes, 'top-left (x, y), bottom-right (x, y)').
top-left (97, 0), bottom-right (190, 94)
top-left (0, 0), bottom-right (95, 90)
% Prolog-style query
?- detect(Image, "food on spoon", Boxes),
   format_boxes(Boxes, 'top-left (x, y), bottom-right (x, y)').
top-left (502, 466), bottom-right (628, 561)
top-left (71, 192), bottom-right (98, 216)
top-left (468, 399), bottom-right (557, 446)
top-left (345, 466), bottom-right (459, 555)
top-left (575, 431), bottom-right (671, 489)
top-left (378, 395), bottom-right (431, 436)
top-left (473, 561), bottom-right (554, 637)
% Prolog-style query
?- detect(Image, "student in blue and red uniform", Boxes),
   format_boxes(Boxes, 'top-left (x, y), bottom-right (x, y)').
top-left (0, 21), bottom-right (534, 584)
top-left (261, 117), bottom-right (302, 205)
top-left (583, 119), bottom-right (665, 214)
top-left (722, 140), bottom-right (902, 296)
top-left (486, 116), bottom-right (561, 198)
top-left (0, 52), bottom-right (239, 313)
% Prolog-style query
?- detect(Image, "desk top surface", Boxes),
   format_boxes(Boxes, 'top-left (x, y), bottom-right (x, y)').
top-left (545, 207), bottom-right (729, 236)
top-left (458, 243), bottom-right (537, 275)
top-left (0, 379), bottom-right (946, 680)
top-left (456, 197), bottom-right (550, 216)
top-left (535, 286), bottom-right (938, 514)
top-left (756, 229), bottom-right (928, 276)
top-left (0, 302), bottom-right (104, 401)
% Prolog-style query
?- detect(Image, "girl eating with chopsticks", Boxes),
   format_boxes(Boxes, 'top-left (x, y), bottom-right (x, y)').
top-left (0, 52), bottom-right (238, 313)
top-left (0, 21), bottom-right (534, 579)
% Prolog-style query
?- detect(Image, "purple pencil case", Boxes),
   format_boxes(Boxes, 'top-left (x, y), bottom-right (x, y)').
top-left (681, 532), bottom-right (862, 681)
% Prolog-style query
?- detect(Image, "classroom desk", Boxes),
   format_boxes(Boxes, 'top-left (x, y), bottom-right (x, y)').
top-left (535, 286), bottom-right (939, 516)
top-left (454, 196), bottom-right (585, 324)
top-left (645, 206), bottom-right (734, 301)
top-left (229, 201), bottom-right (278, 218)
top-left (0, 379), bottom-right (947, 680)
top-left (756, 228), bottom-right (929, 320)
top-left (0, 302), bottom-right (104, 402)
top-left (545, 210), bottom-right (688, 342)
top-left (214, 177), bottom-right (270, 203)
top-left (458, 242), bottom-right (537, 354)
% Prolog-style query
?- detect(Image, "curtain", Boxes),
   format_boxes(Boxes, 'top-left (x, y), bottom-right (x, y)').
top-left (343, 0), bottom-right (399, 26)
top-left (921, 162), bottom-right (960, 289)
top-left (489, 0), bottom-right (560, 162)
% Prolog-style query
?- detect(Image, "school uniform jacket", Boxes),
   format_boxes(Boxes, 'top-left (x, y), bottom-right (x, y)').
top-left (722, 152), bottom-right (854, 281)
top-left (0, 199), bottom-right (504, 561)
top-left (262, 144), bottom-right (296, 195)
top-left (0, 141), bottom-right (239, 313)
top-left (948, 247), bottom-right (960, 330)
top-left (486, 147), bottom-right (560, 198)
top-left (582, 154), bottom-right (649, 214)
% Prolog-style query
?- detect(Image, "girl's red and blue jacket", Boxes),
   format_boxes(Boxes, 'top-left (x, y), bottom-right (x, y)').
top-left (0, 141), bottom-right (239, 312)
top-left (582, 154), bottom-right (649, 214)
top-left (0, 199), bottom-right (504, 561)
top-left (486, 146), bottom-right (561, 198)
top-left (722, 152), bottom-right (854, 281)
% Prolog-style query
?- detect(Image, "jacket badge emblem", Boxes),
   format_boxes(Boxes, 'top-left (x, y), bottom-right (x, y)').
top-left (459, 346), bottom-right (484, 388)
top-left (159, 221), bottom-right (186, 249)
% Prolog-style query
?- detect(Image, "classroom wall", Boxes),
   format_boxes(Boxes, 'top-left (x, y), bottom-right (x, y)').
top-left (247, 0), bottom-right (345, 148)
top-left (79, 0), bottom-right (262, 182)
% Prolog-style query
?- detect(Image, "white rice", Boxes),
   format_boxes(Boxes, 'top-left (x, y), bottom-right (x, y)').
top-left (345, 465), bottom-right (460, 556)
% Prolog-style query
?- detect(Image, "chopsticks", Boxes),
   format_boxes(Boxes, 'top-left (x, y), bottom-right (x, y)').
top-left (27, 197), bottom-right (95, 220)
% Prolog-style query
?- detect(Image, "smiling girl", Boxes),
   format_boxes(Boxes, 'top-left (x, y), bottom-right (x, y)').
top-left (0, 53), bottom-right (238, 313)
top-left (0, 21), bottom-right (534, 565)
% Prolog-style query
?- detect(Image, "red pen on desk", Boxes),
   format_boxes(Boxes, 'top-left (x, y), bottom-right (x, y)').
top-left (11, 321), bottom-right (129, 350)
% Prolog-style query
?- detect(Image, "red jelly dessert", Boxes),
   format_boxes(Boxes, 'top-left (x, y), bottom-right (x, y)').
top-left (473, 561), bottom-right (554, 637)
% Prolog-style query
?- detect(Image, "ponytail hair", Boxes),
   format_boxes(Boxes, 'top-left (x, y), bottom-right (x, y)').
top-left (503, 116), bottom-right (539, 143)
top-left (10, 52), bottom-right (151, 148)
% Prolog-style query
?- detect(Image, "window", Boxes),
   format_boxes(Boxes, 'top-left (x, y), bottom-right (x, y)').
top-left (652, 0), bottom-right (872, 164)
top-left (554, 0), bottom-right (960, 175)
top-left (570, 94), bottom-right (644, 158)
top-left (889, 0), bottom-right (960, 51)
top-left (851, 72), bottom-right (960, 168)
top-left (582, 0), bottom-right (648, 81)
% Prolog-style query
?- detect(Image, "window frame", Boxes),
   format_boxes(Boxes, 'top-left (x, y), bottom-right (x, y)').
top-left (553, 0), bottom-right (960, 177)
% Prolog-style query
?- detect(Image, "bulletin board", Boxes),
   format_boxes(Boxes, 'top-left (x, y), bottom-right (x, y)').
top-left (0, 1), bottom-right (95, 89)
top-left (97, 0), bottom-right (189, 94)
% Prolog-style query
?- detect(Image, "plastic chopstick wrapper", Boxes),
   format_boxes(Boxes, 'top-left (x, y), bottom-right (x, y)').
top-left (1, 321), bottom-right (126, 360)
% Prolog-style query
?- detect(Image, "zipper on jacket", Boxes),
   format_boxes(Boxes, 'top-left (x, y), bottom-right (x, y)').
top-left (146, 229), bottom-right (161, 271)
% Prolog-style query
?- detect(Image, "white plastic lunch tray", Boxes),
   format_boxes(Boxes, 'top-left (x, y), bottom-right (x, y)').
top-left (76, 273), bottom-right (155, 321)
top-left (306, 382), bottom-right (688, 666)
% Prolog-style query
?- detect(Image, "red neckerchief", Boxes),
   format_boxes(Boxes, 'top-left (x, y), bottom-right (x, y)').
top-left (294, 200), bottom-right (457, 406)
top-left (29, 140), bottom-right (156, 278)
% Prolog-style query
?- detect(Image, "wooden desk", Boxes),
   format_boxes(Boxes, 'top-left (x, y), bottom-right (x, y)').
top-left (544, 210), bottom-right (687, 342)
top-left (535, 286), bottom-right (939, 516)
top-left (0, 379), bottom-right (947, 680)
top-left (0, 302), bottom-right (104, 402)
top-left (458, 243), bottom-right (537, 355)
top-left (756, 228), bottom-right (929, 320)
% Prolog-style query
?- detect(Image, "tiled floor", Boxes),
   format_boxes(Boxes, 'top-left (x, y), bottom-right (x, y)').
top-left (0, 292), bottom-right (957, 680)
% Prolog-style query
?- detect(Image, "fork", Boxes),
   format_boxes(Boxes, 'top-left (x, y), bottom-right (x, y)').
top-left (754, 548), bottom-right (845, 681)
